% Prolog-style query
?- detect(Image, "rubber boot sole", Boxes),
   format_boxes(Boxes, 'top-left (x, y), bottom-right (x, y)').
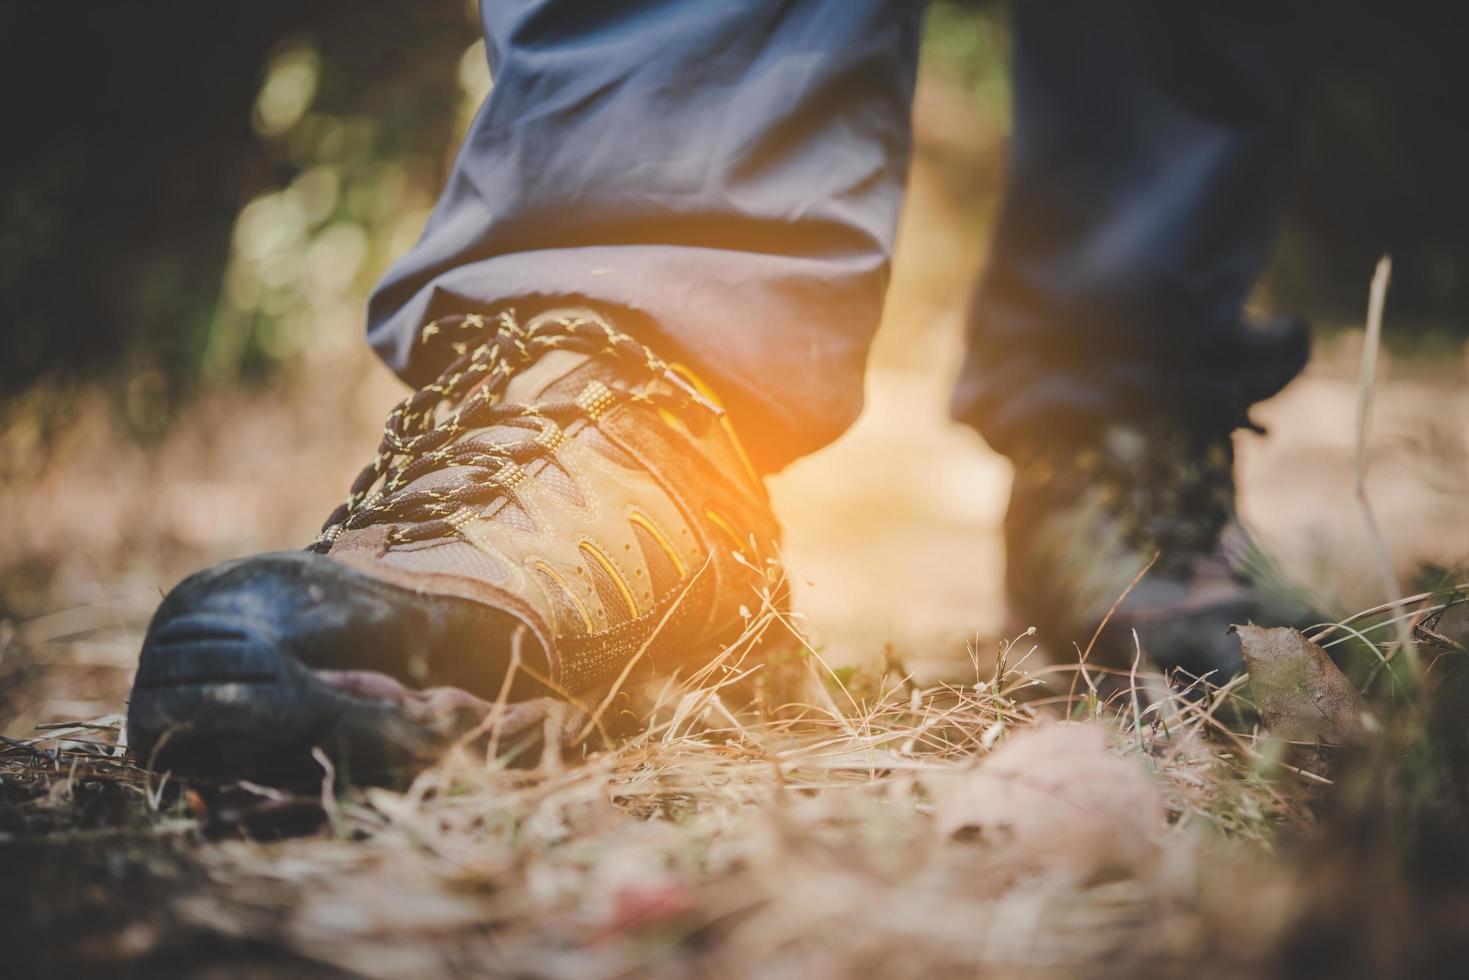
top-left (127, 613), bottom-right (447, 785)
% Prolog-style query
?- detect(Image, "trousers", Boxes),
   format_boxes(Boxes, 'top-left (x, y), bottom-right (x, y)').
top-left (367, 0), bottom-right (1311, 472)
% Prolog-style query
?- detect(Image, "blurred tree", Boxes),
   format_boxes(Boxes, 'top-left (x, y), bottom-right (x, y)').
top-left (1275, 1), bottom-right (1469, 336)
top-left (3, 0), bottom-right (1467, 422)
top-left (0, 1), bottom-right (476, 415)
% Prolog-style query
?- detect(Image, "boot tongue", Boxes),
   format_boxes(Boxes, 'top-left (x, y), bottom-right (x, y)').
top-left (494, 306), bottom-right (627, 405)
top-left (497, 348), bottom-right (594, 405)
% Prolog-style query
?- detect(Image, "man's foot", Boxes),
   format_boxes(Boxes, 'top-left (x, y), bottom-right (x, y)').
top-left (1004, 420), bottom-right (1318, 685)
top-left (128, 308), bottom-right (781, 781)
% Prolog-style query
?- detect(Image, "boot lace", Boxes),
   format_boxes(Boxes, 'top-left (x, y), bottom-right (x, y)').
top-left (310, 310), bottom-right (717, 553)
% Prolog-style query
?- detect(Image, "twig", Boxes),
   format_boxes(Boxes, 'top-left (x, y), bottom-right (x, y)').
top-left (1353, 255), bottom-right (1420, 676)
top-left (1128, 629), bottom-right (1145, 754)
top-left (0, 733), bottom-right (59, 762)
top-left (574, 553), bottom-right (713, 745)
top-left (1082, 551), bottom-right (1160, 665)
top-left (312, 747), bottom-right (347, 839)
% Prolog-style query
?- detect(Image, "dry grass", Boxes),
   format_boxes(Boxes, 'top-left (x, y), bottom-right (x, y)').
top-left (2, 587), bottom-right (1330, 979)
top-left (11, 553), bottom-right (1469, 979)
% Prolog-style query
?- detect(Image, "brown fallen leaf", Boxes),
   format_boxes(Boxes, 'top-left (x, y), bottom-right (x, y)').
top-left (930, 722), bottom-right (1165, 884)
top-left (1233, 625), bottom-right (1372, 747)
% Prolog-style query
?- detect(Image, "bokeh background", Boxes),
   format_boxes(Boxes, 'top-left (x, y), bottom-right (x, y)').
top-left (5, 0), bottom-right (1469, 731)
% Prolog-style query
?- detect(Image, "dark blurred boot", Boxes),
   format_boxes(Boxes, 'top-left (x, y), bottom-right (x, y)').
top-left (1004, 419), bottom-right (1318, 684)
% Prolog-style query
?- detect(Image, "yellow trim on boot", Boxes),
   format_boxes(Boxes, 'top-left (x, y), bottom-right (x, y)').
top-left (667, 361), bottom-right (761, 487)
top-left (578, 541), bottom-right (640, 619)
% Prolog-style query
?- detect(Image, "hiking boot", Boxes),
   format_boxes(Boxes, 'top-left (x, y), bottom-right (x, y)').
top-left (1004, 420), bottom-right (1317, 685)
top-left (128, 308), bottom-right (782, 781)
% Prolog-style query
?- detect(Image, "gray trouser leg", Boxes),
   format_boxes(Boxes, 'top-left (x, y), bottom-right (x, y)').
top-left (368, 0), bottom-right (924, 472)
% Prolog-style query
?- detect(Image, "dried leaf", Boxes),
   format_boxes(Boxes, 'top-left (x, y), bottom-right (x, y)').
top-left (1233, 625), bottom-right (1371, 747)
top-left (931, 722), bottom-right (1164, 883)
